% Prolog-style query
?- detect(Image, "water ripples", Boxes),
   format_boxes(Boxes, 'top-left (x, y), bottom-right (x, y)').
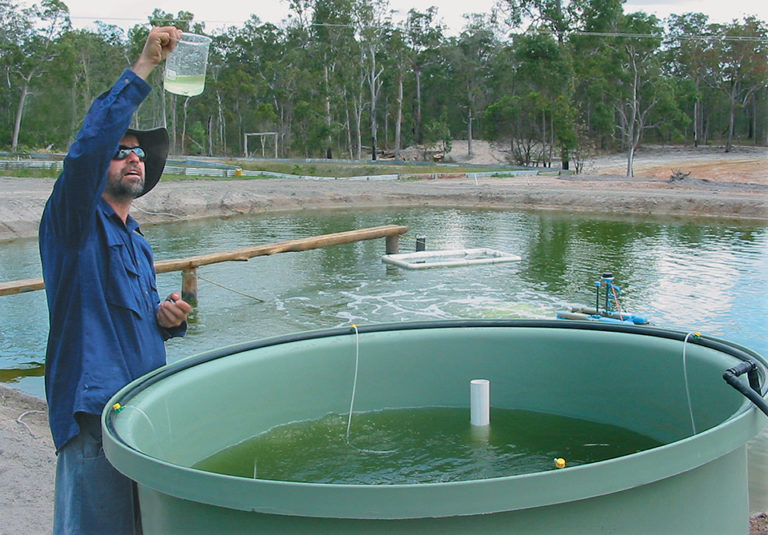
top-left (1, 207), bottom-right (766, 389)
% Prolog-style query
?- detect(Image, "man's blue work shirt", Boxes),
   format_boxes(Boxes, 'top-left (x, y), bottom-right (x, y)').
top-left (39, 70), bottom-right (184, 451)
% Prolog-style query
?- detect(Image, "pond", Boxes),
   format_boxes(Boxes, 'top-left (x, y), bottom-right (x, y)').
top-left (3, 207), bottom-right (766, 393)
top-left (1, 207), bottom-right (767, 508)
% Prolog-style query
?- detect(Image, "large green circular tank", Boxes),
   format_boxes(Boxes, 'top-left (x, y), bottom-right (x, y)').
top-left (103, 320), bottom-right (768, 534)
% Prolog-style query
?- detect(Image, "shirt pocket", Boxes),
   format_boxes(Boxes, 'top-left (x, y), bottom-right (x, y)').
top-left (106, 243), bottom-right (143, 318)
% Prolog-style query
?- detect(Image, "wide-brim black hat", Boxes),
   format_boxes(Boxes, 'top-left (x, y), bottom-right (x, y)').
top-left (125, 127), bottom-right (169, 197)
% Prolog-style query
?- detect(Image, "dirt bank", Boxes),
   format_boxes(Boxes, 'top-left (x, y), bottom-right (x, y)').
top-left (0, 385), bottom-right (54, 535)
top-left (2, 171), bottom-right (766, 243)
top-left (2, 143), bottom-right (767, 243)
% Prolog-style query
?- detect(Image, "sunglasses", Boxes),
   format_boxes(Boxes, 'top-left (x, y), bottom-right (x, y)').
top-left (113, 146), bottom-right (146, 161)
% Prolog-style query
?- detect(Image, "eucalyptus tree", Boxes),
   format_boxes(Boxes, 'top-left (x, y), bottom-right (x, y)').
top-left (211, 25), bottom-right (247, 155)
top-left (385, 24), bottom-right (410, 157)
top-left (708, 17), bottom-right (768, 151)
top-left (513, 31), bottom-right (574, 166)
top-left (404, 8), bottom-right (445, 145)
top-left (312, 0), bottom-right (357, 158)
top-left (5, 0), bottom-right (70, 151)
top-left (37, 26), bottom-right (125, 149)
top-left (481, 18), bottom-right (578, 167)
top-left (0, 1), bottom-right (29, 145)
top-left (500, 0), bottom-right (574, 44)
top-left (195, 31), bottom-right (228, 156)
top-left (216, 17), bottom-right (284, 156)
top-left (287, 0), bottom-right (315, 28)
top-left (483, 94), bottom-right (538, 164)
top-left (569, 0), bottom-right (623, 148)
top-left (333, 31), bottom-right (366, 159)
top-left (612, 12), bottom-right (676, 176)
top-left (283, 8), bottom-right (329, 157)
top-left (664, 13), bottom-right (713, 147)
top-left (352, 0), bottom-right (392, 160)
top-left (230, 15), bottom-right (310, 157)
top-left (446, 15), bottom-right (500, 157)
top-left (499, 0), bottom-right (584, 167)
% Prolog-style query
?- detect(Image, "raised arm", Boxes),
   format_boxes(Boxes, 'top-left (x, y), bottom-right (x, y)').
top-left (132, 26), bottom-right (182, 80)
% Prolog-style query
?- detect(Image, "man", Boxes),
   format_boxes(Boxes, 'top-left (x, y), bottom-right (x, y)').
top-left (39, 26), bottom-right (191, 534)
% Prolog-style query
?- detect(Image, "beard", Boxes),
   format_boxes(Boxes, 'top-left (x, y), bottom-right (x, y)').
top-left (105, 165), bottom-right (145, 199)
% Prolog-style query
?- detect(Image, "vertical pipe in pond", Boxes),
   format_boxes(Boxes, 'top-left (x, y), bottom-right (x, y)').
top-left (385, 235), bottom-right (400, 255)
top-left (182, 268), bottom-right (198, 306)
top-left (471, 379), bottom-right (490, 427)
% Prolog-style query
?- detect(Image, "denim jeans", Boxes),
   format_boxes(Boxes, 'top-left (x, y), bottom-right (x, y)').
top-left (53, 412), bottom-right (139, 535)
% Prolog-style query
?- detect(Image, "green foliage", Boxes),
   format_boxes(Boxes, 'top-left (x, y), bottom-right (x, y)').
top-left (553, 95), bottom-right (578, 151)
top-left (423, 111), bottom-right (452, 154)
top-left (3, 0), bottom-right (767, 164)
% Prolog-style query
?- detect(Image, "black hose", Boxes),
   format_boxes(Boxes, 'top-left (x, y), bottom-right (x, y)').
top-left (723, 363), bottom-right (768, 418)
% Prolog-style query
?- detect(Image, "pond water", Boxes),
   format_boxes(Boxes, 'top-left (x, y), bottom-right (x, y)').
top-left (1, 207), bottom-right (767, 507)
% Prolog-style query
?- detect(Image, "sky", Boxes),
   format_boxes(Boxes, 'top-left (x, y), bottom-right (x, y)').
top-left (43, 0), bottom-right (768, 34)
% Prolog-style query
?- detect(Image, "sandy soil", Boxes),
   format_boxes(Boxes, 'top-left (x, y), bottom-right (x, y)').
top-left (447, 140), bottom-right (768, 186)
top-left (0, 385), bottom-right (54, 535)
top-left (0, 143), bottom-right (766, 534)
top-left (1, 143), bottom-right (766, 243)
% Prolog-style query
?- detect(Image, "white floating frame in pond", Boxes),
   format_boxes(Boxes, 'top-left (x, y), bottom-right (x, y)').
top-left (381, 248), bottom-right (522, 270)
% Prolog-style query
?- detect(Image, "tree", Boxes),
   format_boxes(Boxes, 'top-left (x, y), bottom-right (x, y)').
top-left (385, 24), bottom-right (409, 157)
top-left (353, 0), bottom-right (391, 160)
top-left (611, 12), bottom-right (671, 176)
top-left (708, 17), bottom-right (768, 152)
top-left (312, 0), bottom-right (357, 158)
top-left (6, 0), bottom-right (70, 151)
top-left (423, 110), bottom-right (452, 154)
top-left (500, 0), bottom-right (574, 44)
top-left (223, 17), bottom-right (289, 156)
top-left (448, 15), bottom-right (499, 158)
top-left (484, 94), bottom-right (539, 165)
top-left (4, 0), bottom-right (768, 160)
top-left (665, 13), bottom-right (712, 147)
top-left (404, 8), bottom-right (445, 145)
top-left (513, 30), bottom-right (574, 167)
top-left (569, 0), bottom-right (623, 151)
top-left (279, 17), bottom-right (323, 157)
top-left (35, 27), bottom-right (124, 148)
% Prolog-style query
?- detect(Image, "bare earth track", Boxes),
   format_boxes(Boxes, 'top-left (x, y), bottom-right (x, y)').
top-left (1, 143), bottom-right (766, 243)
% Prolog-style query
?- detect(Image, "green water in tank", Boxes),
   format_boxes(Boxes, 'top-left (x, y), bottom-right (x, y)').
top-left (193, 407), bottom-right (663, 484)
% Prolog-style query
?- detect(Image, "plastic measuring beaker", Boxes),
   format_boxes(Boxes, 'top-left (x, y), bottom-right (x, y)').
top-left (164, 33), bottom-right (211, 97)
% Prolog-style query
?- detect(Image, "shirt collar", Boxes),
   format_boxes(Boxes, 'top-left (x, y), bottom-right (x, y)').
top-left (98, 197), bottom-right (141, 233)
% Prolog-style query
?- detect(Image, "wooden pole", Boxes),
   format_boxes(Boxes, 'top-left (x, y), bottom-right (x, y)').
top-left (182, 268), bottom-right (198, 306)
top-left (386, 234), bottom-right (399, 254)
top-left (0, 225), bottom-right (409, 297)
top-left (0, 277), bottom-right (45, 296)
top-left (153, 225), bottom-right (409, 273)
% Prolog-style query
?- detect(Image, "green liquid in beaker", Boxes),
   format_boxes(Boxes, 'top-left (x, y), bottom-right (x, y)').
top-left (164, 74), bottom-right (206, 97)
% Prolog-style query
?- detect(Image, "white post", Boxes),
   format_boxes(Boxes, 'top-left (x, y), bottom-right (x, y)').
top-left (470, 379), bottom-right (490, 427)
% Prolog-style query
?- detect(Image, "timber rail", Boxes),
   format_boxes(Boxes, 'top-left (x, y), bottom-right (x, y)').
top-left (0, 224), bottom-right (409, 300)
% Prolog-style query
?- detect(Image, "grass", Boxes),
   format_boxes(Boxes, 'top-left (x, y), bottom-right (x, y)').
top-left (0, 157), bottom-right (523, 180)
top-left (232, 159), bottom-right (517, 177)
top-left (0, 169), bottom-right (56, 179)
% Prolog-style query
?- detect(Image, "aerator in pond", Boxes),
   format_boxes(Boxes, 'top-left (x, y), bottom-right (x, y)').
top-left (557, 272), bottom-right (650, 325)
